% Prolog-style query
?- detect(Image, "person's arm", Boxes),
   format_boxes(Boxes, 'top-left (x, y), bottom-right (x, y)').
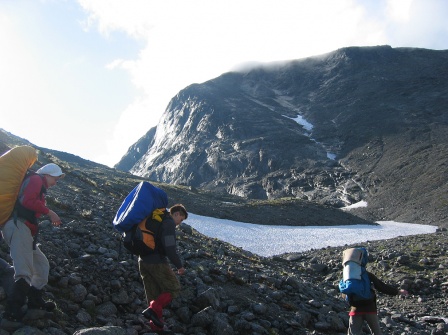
top-left (47, 210), bottom-right (62, 226)
top-left (162, 218), bottom-right (184, 272)
top-left (368, 272), bottom-right (407, 296)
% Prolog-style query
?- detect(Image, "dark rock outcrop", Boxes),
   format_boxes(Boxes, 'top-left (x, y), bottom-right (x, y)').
top-left (116, 46), bottom-right (448, 227)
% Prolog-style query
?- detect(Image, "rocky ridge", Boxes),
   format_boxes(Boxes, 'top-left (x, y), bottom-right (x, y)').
top-left (2, 218), bottom-right (447, 335)
top-left (0, 136), bottom-right (446, 335)
top-left (117, 46), bottom-right (448, 227)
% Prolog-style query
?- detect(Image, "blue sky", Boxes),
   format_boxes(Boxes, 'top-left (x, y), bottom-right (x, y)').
top-left (1, 0), bottom-right (447, 167)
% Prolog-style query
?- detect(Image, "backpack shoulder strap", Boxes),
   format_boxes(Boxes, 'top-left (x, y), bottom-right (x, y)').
top-left (14, 171), bottom-right (46, 224)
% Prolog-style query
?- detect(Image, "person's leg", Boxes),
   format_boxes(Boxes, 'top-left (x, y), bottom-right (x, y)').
top-left (1, 277), bottom-right (30, 332)
top-left (150, 264), bottom-right (180, 325)
top-left (141, 263), bottom-right (180, 329)
top-left (30, 245), bottom-right (50, 289)
top-left (153, 263), bottom-right (180, 299)
top-left (2, 219), bottom-right (34, 284)
top-left (139, 261), bottom-right (166, 329)
top-left (27, 246), bottom-right (55, 311)
top-left (1, 220), bottom-right (33, 323)
top-left (139, 261), bottom-right (163, 303)
top-left (0, 258), bottom-right (15, 297)
top-left (364, 313), bottom-right (383, 335)
top-left (149, 292), bottom-right (172, 320)
top-left (347, 314), bottom-right (364, 335)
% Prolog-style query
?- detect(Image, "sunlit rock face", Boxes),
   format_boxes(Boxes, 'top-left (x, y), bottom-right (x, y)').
top-left (116, 46), bottom-right (448, 224)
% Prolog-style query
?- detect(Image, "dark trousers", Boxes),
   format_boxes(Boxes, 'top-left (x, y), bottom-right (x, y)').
top-left (138, 261), bottom-right (180, 304)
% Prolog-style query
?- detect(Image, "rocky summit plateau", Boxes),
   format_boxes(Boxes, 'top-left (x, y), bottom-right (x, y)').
top-left (117, 45), bottom-right (448, 228)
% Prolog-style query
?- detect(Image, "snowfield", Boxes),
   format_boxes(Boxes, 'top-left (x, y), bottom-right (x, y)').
top-left (185, 214), bottom-right (437, 257)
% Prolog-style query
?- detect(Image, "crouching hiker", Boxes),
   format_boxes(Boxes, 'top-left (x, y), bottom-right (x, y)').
top-left (140, 204), bottom-right (188, 332)
top-left (0, 163), bottom-right (65, 330)
top-left (339, 247), bottom-right (408, 335)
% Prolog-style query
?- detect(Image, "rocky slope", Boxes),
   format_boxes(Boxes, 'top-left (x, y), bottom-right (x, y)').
top-left (0, 135), bottom-right (447, 335)
top-left (116, 46), bottom-right (448, 227)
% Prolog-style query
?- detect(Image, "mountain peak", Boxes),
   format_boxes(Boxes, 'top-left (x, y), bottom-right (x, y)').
top-left (116, 46), bottom-right (448, 226)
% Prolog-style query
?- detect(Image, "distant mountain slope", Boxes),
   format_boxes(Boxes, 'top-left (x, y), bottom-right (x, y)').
top-left (116, 45), bottom-right (448, 226)
top-left (0, 128), bottom-right (373, 227)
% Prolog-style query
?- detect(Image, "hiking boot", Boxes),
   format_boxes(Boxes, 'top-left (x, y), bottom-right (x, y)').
top-left (0, 317), bottom-right (23, 332)
top-left (27, 286), bottom-right (56, 311)
top-left (148, 320), bottom-right (173, 334)
top-left (23, 308), bottom-right (53, 321)
top-left (2, 278), bottom-right (30, 329)
top-left (160, 324), bottom-right (173, 334)
top-left (142, 307), bottom-right (164, 328)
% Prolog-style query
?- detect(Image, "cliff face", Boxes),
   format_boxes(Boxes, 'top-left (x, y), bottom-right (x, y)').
top-left (117, 46), bottom-right (448, 226)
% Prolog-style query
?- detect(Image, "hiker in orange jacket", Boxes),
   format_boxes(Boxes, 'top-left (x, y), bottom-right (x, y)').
top-left (140, 204), bottom-right (187, 331)
top-left (0, 163), bottom-right (64, 328)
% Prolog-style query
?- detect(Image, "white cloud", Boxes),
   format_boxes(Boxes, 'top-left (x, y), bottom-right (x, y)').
top-left (1, 0), bottom-right (447, 167)
top-left (386, 0), bottom-right (413, 22)
top-left (100, 97), bottom-right (155, 165)
top-left (80, 0), bottom-right (388, 165)
top-left (382, 0), bottom-right (448, 48)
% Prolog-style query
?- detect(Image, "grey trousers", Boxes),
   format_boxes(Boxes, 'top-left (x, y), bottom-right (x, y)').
top-left (1, 218), bottom-right (49, 289)
top-left (348, 313), bottom-right (383, 335)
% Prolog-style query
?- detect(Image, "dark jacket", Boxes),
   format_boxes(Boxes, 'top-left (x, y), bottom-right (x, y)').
top-left (349, 272), bottom-right (399, 315)
top-left (139, 213), bottom-right (183, 269)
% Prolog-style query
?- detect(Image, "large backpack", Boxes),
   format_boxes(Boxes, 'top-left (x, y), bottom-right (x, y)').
top-left (122, 208), bottom-right (167, 256)
top-left (113, 181), bottom-right (168, 233)
top-left (0, 146), bottom-right (38, 226)
top-left (338, 247), bottom-right (373, 301)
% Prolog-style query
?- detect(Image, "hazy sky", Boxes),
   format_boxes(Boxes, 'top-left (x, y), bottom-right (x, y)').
top-left (1, 0), bottom-right (447, 167)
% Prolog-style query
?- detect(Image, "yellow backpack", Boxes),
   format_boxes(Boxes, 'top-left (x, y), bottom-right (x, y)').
top-left (0, 146), bottom-right (37, 226)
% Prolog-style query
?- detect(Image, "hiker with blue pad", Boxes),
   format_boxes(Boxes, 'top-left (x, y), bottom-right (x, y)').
top-left (339, 247), bottom-right (408, 335)
top-left (113, 182), bottom-right (187, 333)
top-left (140, 204), bottom-right (187, 333)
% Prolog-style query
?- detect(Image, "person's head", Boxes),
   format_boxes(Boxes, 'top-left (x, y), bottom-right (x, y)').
top-left (170, 204), bottom-right (188, 226)
top-left (36, 163), bottom-right (65, 188)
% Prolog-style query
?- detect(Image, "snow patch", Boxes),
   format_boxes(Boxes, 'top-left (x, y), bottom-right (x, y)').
top-left (342, 200), bottom-right (368, 210)
top-left (185, 214), bottom-right (437, 257)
